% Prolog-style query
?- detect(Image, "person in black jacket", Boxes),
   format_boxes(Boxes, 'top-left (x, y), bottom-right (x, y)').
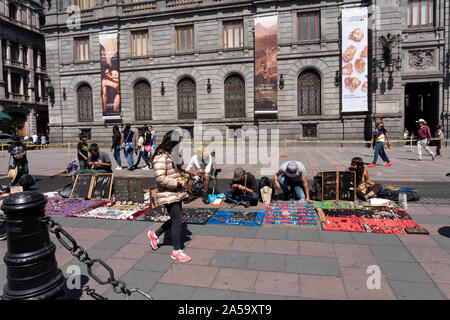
top-left (111, 125), bottom-right (122, 170)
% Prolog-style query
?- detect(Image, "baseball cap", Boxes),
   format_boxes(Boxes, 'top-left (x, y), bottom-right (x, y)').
top-left (232, 167), bottom-right (245, 182)
top-left (285, 161), bottom-right (299, 178)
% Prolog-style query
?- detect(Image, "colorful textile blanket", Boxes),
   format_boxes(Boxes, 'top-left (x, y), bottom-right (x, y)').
top-left (207, 209), bottom-right (265, 227)
top-left (264, 202), bottom-right (319, 227)
top-left (73, 201), bottom-right (151, 220)
top-left (45, 198), bottom-right (106, 217)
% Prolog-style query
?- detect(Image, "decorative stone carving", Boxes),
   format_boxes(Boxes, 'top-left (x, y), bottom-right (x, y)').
top-left (409, 49), bottom-right (433, 70)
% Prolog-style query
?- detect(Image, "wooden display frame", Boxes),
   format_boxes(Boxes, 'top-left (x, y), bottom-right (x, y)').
top-left (70, 174), bottom-right (95, 199)
top-left (70, 173), bottom-right (114, 200)
top-left (321, 171), bottom-right (356, 201)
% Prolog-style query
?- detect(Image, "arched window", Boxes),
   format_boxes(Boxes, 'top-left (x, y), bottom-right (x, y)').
top-left (134, 81), bottom-right (151, 120)
top-left (178, 78), bottom-right (196, 119)
top-left (225, 75), bottom-right (245, 118)
top-left (78, 85), bottom-right (93, 122)
top-left (298, 70), bottom-right (321, 116)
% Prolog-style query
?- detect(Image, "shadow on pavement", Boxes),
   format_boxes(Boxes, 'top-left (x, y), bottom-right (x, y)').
top-left (159, 223), bottom-right (193, 250)
top-left (438, 226), bottom-right (450, 238)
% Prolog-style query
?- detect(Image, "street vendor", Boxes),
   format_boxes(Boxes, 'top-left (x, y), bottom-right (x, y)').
top-left (347, 157), bottom-right (382, 201)
top-left (224, 167), bottom-right (259, 207)
top-left (87, 143), bottom-right (113, 173)
top-left (274, 160), bottom-right (311, 202)
top-left (184, 146), bottom-right (213, 204)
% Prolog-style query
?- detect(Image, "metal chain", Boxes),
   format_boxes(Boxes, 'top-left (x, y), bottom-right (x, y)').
top-left (40, 216), bottom-right (152, 300)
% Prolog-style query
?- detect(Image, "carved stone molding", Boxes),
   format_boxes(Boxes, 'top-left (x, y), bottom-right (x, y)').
top-left (409, 49), bottom-right (434, 71)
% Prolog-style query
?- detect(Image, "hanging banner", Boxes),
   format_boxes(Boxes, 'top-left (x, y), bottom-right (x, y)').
top-left (254, 15), bottom-right (278, 114)
top-left (99, 32), bottom-right (121, 118)
top-left (341, 8), bottom-right (368, 112)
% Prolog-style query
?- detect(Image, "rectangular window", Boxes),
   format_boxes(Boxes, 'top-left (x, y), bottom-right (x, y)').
top-left (297, 11), bottom-right (320, 41)
top-left (131, 31), bottom-right (149, 56)
top-left (223, 21), bottom-right (243, 49)
top-left (408, 0), bottom-right (434, 28)
top-left (302, 124), bottom-right (317, 138)
top-left (74, 37), bottom-right (90, 61)
top-left (77, 0), bottom-right (95, 10)
top-left (175, 25), bottom-right (194, 52)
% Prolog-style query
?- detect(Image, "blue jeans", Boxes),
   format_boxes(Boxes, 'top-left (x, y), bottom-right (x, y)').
top-left (123, 142), bottom-right (134, 167)
top-left (113, 145), bottom-right (121, 167)
top-left (372, 141), bottom-right (390, 164)
top-left (224, 190), bottom-right (259, 206)
top-left (278, 175), bottom-right (306, 200)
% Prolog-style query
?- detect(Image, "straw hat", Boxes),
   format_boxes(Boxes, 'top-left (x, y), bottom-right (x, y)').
top-left (416, 119), bottom-right (427, 124)
top-left (197, 146), bottom-right (210, 159)
top-left (8, 167), bottom-right (18, 182)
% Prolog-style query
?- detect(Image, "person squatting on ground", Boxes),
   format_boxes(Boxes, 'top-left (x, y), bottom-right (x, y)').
top-left (416, 119), bottom-right (435, 161)
top-left (87, 143), bottom-right (113, 173)
top-left (147, 130), bottom-right (192, 262)
top-left (131, 127), bottom-right (152, 171)
top-left (273, 160), bottom-right (311, 202)
top-left (348, 157), bottom-right (382, 201)
top-left (111, 125), bottom-right (122, 170)
top-left (77, 133), bottom-right (89, 170)
top-left (224, 167), bottom-right (259, 207)
top-left (184, 146), bottom-right (213, 204)
top-left (368, 117), bottom-right (392, 168)
top-left (120, 123), bottom-right (137, 169)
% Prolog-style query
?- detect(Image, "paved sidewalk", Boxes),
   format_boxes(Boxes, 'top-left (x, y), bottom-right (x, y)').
top-left (1, 202), bottom-right (449, 300)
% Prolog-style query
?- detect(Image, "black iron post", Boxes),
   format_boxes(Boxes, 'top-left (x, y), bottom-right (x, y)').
top-left (1, 192), bottom-right (66, 300)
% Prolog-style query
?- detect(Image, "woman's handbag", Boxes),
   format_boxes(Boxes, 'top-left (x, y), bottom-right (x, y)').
top-left (144, 145), bottom-right (152, 153)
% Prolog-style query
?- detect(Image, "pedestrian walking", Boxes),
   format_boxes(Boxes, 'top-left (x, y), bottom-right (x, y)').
top-left (435, 125), bottom-right (444, 157)
top-left (147, 130), bottom-right (191, 262)
top-left (131, 128), bottom-right (152, 170)
top-left (415, 119), bottom-right (435, 161)
top-left (77, 133), bottom-right (89, 170)
top-left (143, 125), bottom-right (156, 168)
top-left (120, 123), bottom-right (136, 170)
top-left (368, 117), bottom-right (392, 168)
top-left (111, 125), bottom-right (122, 170)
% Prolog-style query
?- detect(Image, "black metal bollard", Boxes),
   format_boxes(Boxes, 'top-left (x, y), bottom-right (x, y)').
top-left (1, 191), bottom-right (66, 300)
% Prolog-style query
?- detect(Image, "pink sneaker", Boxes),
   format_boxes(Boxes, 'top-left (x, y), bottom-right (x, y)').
top-left (171, 250), bottom-right (191, 262)
top-left (148, 230), bottom-right (159, 250)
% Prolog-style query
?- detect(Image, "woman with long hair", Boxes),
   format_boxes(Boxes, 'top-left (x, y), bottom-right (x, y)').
top-left (111, 125), bottom-right (122, 170)
top-left (147, 130), bottom-right (191, 262)
top-left (348, 157), bottom-right (382, 201)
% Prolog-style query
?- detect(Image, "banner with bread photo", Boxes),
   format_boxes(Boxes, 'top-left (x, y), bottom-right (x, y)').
top-left (341, 7), bottom-right (368, 112)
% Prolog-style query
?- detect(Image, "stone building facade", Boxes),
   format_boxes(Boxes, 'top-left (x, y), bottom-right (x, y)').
top-left (42, 0), bottom-right (450, 144)
top-left (0, 0), bottom-right (49, 137)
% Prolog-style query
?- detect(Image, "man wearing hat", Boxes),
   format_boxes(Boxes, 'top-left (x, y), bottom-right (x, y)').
top-left (273, 160), bottom-right (311, 202)
top-left (185, 146), bottom-right (213, 204)
top-left (416, 119), bottom-right (435, 161)
top-left (224, 167), bottom-right (259, 207)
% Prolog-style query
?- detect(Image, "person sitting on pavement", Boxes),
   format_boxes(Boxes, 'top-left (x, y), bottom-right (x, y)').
top-left (274, 160), bottom-right (311, 202)
top-left (87, 143), bottom-right (112, 173)
top-left (184, 146), bottom-right (213, 204)
top-left (224, 167), bottom-right (259, 207)
top-left (347, 157), bottom-right (382, 201)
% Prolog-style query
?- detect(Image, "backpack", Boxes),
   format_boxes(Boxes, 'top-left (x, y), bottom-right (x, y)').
top-left (58, 183), bottom-right (73, 198)
top-left (258, 177), bottom-right (275, 203)
top-left (19, 175), bottom-right (36, 190)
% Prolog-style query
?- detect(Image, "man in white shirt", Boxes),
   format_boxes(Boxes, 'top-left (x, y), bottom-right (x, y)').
top-left (273, 160), bottom-right (311, 202)
top-left (185, 146), bottom-right (213, 204)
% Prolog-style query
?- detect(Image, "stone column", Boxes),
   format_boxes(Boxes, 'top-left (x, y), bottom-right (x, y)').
top-left (37, 75), bottom-right (42, 101)
top-left (7, 69), bottom-right (12, 97)
top-left (18, 44), bottom-right (23, 66)
top-left (6, 40), bottom-right (11, 62)
top-left (36, 50), bottom-right (41, 71)
top-left (19, 75), bottom-right (24, 96)
top-left (28, 46), bottom-right (35, 102)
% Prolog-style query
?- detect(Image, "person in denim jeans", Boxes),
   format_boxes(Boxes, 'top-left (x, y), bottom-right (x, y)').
top-left (368, 118), bottom-right (392, 168)
top-left (120, 123), bottom-right (136, 170)
top-left (273, 161), bottom-right (311, 202)
top-left (111, 125), bottom-right (122, 170)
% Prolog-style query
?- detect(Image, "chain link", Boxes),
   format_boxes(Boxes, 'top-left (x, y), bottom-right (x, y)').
top-left (40, 216), bottom-right (152, 300)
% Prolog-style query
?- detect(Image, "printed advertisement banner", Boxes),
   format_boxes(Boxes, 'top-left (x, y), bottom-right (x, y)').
top-left (99, 32), bottom-right (121, 118)
top-left (341, 8), bottom-right (368, 112)
top-left (254, 15), bottom-right (278, 114)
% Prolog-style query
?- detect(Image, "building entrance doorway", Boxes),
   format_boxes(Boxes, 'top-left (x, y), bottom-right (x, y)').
top-left (404, 82), bottom-right (439, 135)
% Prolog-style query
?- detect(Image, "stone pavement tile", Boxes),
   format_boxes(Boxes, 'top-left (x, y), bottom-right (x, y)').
top-left (436, 283), bottom-right (450, 299)
top-left (286, 255), bottom-right (340, 276)
top-left (129, 230), bottom-right (152, 245)
top-left (70, 228), bottom-right (115, 242)
top-left (264, 239), bottom-right (299, 255)
top-left (149, 283), bottom-right (196, 300)
top-left (388, 280), bottom-right (446, 300)
top-left (404, 206), bottom-right (434, 215)
top-left (113, 221), bottom-right (153, 237)
top-left (81, 247), bottom-right (116, 262)
top-left (211, 268), bottom-right (259, 293)
top-left (133, 252), bottom-right (173, 272)
top-left (96, 220), bottom-right (130, 230)
top-left (299, 275), bottom-right (347, 300)
top-left (189, 287), bottom-right (234, 300)
top-left (431, 235), bottom-right (450, 249)
top-left (71, 217), bottom-right (109, 228)
top-left (407, 246), bottom-right (450, 264)
top-left (412, 215), bottom-right (450, 225)
top-left (255, 227), bottom-right (288, 240)
top-left (224, 226), bottom-right (259, 238)
top-left (397, 234), bottom-right (441, 248)
top-left (247, 253), bottom-right (286, 273)
top-left (369, 245), bottom-right (416, 262)
top-left (110, 243), bottom-right (151, 260)
top-left (172, 248), bottom-right (216, 266)
top-left (229, 291), bottom-right (302, 300)
top-left (210, 250), bottom-right (249, 269)
top-left (197, 224), bottom-right (230, 237)
top-left (92, 235), bottom-right (135, 250)
top-left (55, 239), bottom-right (98, 267)
top-left (287, 229), bottom-right (321, 242)
top-left (0, 247), bottom-right (6, 265)
top-left (351, 233), bottom-right (403, 246)
top-left (118, 269), bottom-right (163, 293)
top-left (420, 263), bottom-right (450, 284)
top-left (424, 206), bottom-right (450, 215)
top-left (420, 224), bottom-right (447, 235)
top-left (228, 237), bottom-right (266, 253)
top-left (298, 241), bottom-right (335, 257)
top-left (186, 235), bottom-right (233, 250)
top-left (159, 264), bottom-right (220, 287)
top-left (254, 271), bottom-right (300, 297)
top-left (54, 217), bottom-right (85, 227)
top-left (318, 231), bottom-right (354, 244)
top-left (378, 260), bottom-right (434, 283)
top-left (340, 267), bottom-right (396, 300)
top-left (334, 244), bottom-right (378, 269)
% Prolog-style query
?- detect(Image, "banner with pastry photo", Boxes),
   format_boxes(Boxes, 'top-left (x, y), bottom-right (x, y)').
top-left (341, 7), bottom-right (368, 112)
